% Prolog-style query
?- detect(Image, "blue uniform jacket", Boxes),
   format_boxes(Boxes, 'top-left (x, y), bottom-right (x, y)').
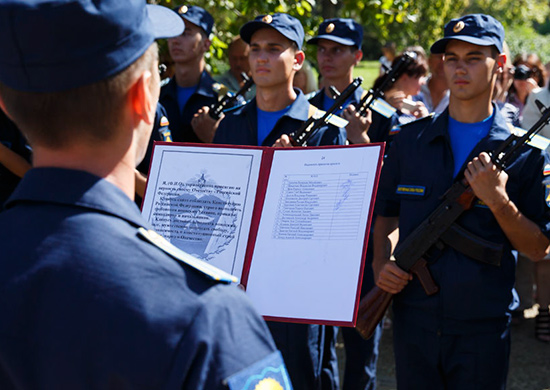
top-left (375, 106), bottom-right (550, 334)
top-left (0, 168), bottom-right (278, 389)
top-left (213, 89), bottom-right (346, 147)
top-left (308, 87), bottom-right (398, 145)
top-left (160, 71), bottom-right (218, 143)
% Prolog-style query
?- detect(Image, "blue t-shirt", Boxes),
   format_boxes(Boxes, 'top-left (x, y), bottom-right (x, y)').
top-left (257, 105), bottom-right (291, 146)
top-left (448, 112), bottom-right (494, 177)
top-left (177, 85), bottom-right (197, 114)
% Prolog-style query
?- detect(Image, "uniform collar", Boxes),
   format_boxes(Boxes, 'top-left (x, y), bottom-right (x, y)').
top-left (163, 70), bottom-right (217, 99)
top-left (5, 167), bottom-right (148, 229)
top-left (425, 103), bottom-right (511, 145)
top-left (240, 88), bottom-right (310, 121)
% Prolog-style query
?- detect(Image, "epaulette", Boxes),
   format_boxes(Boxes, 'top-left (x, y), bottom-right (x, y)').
top-left (506, 123), bottom-right (550, 151)
top-left (360, 90), bottom-right (396, 119)
top-left (308, 104), bottom-right (348, 128)
top-left (137, 228), bottom-right (238, 283)
top-left (389, 113), bottom-right (435, 136)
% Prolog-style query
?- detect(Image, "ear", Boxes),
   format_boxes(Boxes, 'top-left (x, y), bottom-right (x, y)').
top-left (202, 37), bottom-right (212, 53)
top-left (129, 70), bottom-right (155, 127)
top-left (293, 50), bottom-right (305, 71)
top-left (354, 49), bottom-right (363, 65)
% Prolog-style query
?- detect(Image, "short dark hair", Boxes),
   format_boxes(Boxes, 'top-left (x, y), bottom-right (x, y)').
top-left (0, 43), bottom-right (158, 149)
top-left (372, 53), bottom-right (428, 91)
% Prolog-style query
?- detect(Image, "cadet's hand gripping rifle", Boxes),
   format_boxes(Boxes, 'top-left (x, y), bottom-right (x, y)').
top-left (355, 100), bottom-right (550, 340)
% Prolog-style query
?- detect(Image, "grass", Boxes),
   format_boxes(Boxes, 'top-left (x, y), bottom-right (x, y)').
top-left (353, 60), bottom-right (381, 89)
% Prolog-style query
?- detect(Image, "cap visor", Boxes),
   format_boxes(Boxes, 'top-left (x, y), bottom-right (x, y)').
top-left (307, 35), bottom-right (356, 47)
top-left (431, 35), bottom-right (496, 54)
top-left (147, 4), bottom-right (184, 39)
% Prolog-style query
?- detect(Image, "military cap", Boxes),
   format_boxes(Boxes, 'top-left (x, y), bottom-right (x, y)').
top-left (173, 5), bottom-right (214, 36)
top-left (307, 18), bottom-right (363, 48)
top-left (430, 14), bottom-right (504, 54)
top-left (0, 0), bottom-right (184, 93)
top-left (240, 13), bottom-right (305, 50)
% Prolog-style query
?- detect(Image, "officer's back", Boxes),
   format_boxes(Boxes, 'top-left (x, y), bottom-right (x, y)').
top-left (0, 1), bottom-right (283, 388)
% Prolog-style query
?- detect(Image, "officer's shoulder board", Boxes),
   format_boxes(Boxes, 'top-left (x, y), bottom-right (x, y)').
top-left (506, 123), bottom-right (550, 151)
top-left (390, 113), bottom-right (435, 136)
top-left (224, 351), bottom-right (293, 390)
top-left (307, 104), bottom-right (348, 128)
top-left (137, 227), bottom-right (237, 283)
top-left (360, 90), bottom-right (396, 119)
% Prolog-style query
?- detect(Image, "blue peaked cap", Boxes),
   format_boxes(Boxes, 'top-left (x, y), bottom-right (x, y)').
top-left (173, 5), bottom-right (214, 36)
top-left (431, 14), bottom-right (504, 54)
top-left (0, 0), bottom-right (184, 92)
top-left (308, 18), bottom-right (363, 48)
top-left (240, 13), bottom-right (305, 50)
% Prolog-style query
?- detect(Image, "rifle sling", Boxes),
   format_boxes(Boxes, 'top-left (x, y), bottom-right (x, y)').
top-left (439, 223), bottom-right (503, 266)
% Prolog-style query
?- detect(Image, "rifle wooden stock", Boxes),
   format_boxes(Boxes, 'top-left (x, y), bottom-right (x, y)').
top-left (354, 100), bottom-right (550, 340)
top-left (355, 286), bottom-right (393, 339)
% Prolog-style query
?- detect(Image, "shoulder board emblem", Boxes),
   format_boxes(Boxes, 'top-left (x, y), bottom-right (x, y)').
top-left (225, 351), bottom-right (292, 390)
top-left (160, 116), bottom-right (169, 127)
top-left (308, 104), bottom-right (348, 128)
top-left (137, 228), bottom-right (237, 283)
top-left (507, 124), bottom-right (550, 151)
top-left (544, 164), bottom-right (550, 176)
top-left (370, 98), bottom-right (397, 118)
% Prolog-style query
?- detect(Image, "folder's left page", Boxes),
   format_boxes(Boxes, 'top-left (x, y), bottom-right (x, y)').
top-left (141, 143), bottom-right (264, 282)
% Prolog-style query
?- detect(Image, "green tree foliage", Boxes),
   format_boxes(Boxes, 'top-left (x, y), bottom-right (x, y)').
top-left (151, 0), bottom-right (550, 72)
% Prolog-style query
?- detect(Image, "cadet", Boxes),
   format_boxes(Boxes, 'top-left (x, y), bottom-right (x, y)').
top-left (373, 14), bottom-right (550, 389)
top-left (160, 5), bottom-right (219, 143)
top-left (214, 13), bottom-right (345, 389)
top-left (0, 1), bottom-right (289, 389)
top-left (307, 18), bottom-right (398, 147)
top-left (305, 18), bottom-right (398, 390)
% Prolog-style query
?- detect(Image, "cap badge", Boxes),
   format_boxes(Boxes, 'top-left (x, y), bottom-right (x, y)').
top-left (453, 21), bottom-right (465, 33)
top-left (326, 23), bottom-right (335, 33)
top-left (178, 5), bottom-right (188, 14)
top-left (262, 15), bottom-right (273, 24)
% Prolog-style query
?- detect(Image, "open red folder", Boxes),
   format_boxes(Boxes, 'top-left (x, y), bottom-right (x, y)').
top-left (141, 142), bottom-right (385, 326)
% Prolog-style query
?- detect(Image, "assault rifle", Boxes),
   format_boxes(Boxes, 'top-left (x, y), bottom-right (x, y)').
top-left (355, 100), bottom-right (550, 340)
top-left (209, 72), bottom-right (254, 120)
top-left (289, 77), bottom-right (363, 146)
top-left (355, 51), bottom-right (417, 117)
